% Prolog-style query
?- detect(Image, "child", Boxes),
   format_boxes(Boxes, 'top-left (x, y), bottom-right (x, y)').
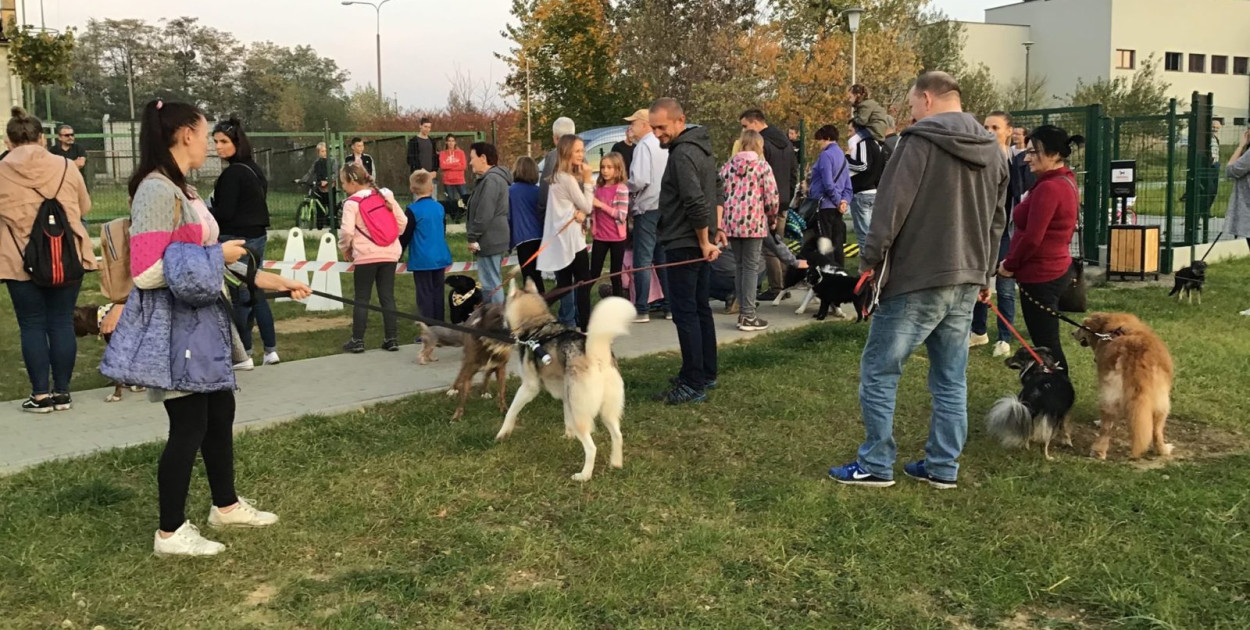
top-left (338, 162), bottom-right (407, 353)
top-left (590, 152), bottom-right (629, 297)
top-left (509, 155), bottom-right (544, 292)
top-left (400, 169), bottom-right (453, 321)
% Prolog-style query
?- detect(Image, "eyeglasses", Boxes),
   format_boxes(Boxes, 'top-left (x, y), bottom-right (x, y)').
top-left (60, 133), bottom-right (74, 138)
top-left (1025, 149), bottom-right (1040, 156)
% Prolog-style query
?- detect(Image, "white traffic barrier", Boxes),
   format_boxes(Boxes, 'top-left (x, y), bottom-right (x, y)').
top-left (306, 232), bottom-right (344, 311)
top-left (278, 228), bottom-right (310, 303)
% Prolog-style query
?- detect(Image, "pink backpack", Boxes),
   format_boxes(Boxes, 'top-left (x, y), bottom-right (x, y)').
top-left (356, 189), bottom-right (398, 246)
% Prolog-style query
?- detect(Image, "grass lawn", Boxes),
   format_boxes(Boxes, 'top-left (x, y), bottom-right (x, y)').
top-left (0, 232), bottom-right (477, 401)
top-left (1, 260), bottom-right (1249, 628)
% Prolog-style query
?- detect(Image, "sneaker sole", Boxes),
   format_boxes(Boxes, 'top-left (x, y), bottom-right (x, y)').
top-left (738, 325), bottom-right (769, 332)
top-left (903, 470), bottom-right (957, 490)
top-left (207, 519), bottom-right (276, 529)
top-left (22, 407), bottom-right (54, 414)
top-left (153, 548), bottom-right (224, 557)
top-left (830, 476), bottom-right (896, 487)
top-left (53, 404), bottom-right (72, 411)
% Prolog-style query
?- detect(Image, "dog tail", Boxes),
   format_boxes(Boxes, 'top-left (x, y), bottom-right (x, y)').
top-left (585, 296), bottom-right (636, 363)
top-left (986, 396), bottom-right (1033, 449)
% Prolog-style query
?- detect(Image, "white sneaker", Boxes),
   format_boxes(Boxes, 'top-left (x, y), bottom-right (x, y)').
top-left (263, 351), bottom-right (280, 366)
top-left (992, 341), bottom-right (1011, 357)
top-left (208, 497), bottom-right (279, 529)
top-left (633, 313), bottom-right (651, 323)
top-left (1241, 308), bottom-right (1250, 317)
top-left (232, 358), bottom-right (255, 371)
top-left (153, 522), bottom-right (225, 557)
top-left (969, 333), bottom-right (990, 348)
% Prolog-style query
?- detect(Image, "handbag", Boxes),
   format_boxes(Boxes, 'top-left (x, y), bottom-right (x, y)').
top-left (1057, 175), bottom-right (1087, 313)
top-left (785, 207), bottom-right (808, 240)
top-left (799, 159), bottom-right (848, 225)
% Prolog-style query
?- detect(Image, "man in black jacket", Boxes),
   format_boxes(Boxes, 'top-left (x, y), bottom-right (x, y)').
top-left (740, 109), bottom-right (799, 300)
top-left (651, 97), bottom-right (724, 405)
top-left (406, 118), bottom-right (440, 175)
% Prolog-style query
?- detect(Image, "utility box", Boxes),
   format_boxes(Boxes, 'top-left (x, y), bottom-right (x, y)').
top-left (1108, 225), bottom-right (1160, 281)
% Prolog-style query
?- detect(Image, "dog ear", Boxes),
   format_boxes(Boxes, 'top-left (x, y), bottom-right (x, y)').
top-left (507, 277), bottom-right (519, 299)
top-left (523, 278), bottom-right (538, 294)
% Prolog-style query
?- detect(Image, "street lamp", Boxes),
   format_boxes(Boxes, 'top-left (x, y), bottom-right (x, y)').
top-left (1023, 41), bottom-right (1034, 109)
top-left (843, 6), bottom-right (865, 85)
top-left (342, 0), bottom-right (393, 98)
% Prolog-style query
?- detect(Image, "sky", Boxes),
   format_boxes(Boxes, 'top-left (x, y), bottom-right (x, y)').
top-left (37, 0), bottom-right (1005, 111)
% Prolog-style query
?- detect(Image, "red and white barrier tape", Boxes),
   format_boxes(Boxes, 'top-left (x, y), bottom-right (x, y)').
top-left (262, 257), bottom-right (518, 274)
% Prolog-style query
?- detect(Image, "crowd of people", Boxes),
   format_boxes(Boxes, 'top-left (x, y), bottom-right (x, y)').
top-left (4, 67), bottom-right (1250, 555)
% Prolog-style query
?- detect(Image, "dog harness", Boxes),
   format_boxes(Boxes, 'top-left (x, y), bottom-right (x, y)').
top-left (514, 322), bottom-right (583, 368)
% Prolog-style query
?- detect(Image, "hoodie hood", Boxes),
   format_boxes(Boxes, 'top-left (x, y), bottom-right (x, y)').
top-left (0, 144), bottom-right (70, 190)
top-left (484, 164), bottom-right (513, 186)
top-left (668, 125), bottom-right (713, 157)
top-left (902, 112), bottom-right (999, 169)
top-left (760, 125), bottom-right (789, 152)
top-left (727, 151), bottom-right (763, 177)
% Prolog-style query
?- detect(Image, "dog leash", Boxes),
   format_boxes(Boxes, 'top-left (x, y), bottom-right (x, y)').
top-left (1012, 285), bottom-right (1118, 341)
top-left (479, 216), bottom-right (580, 304)
top-left (982, 295), bottom-right (1050, 370)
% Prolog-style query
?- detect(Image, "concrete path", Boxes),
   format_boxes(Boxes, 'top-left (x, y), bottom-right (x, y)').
top-left (0, 298), bottom-right (832, 475)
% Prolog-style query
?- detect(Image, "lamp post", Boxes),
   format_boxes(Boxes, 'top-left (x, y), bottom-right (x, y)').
top-left (843, 6), bottom-right (865, 85)
top-left (342, 0), bottom-right (392, 98)
top-left (1023, 41), bottom-right (1034, 109)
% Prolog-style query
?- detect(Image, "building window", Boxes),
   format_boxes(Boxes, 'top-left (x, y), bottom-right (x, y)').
top-left (1115, 49), bottom-right (1136, 70)
top-left (1235, 57), bottom-right (1249, 75)
top-left (1165, 52), bottom-right (1183, 72)
top-left (1235, 118), bottom-right (1247, 127)
top-left (1189, 54), bottom-right (1206, 73)
top-left (1212, 55), bottom-right (1228, 74)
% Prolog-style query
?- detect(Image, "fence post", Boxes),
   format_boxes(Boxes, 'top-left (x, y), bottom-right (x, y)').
top-left (1184, 91), bottom-right (1201, 258)
top-left (1163, 98), bottom-right (1177, 273)
top-left (491, 119), bottom-right (498, 147)
top-left (1081, 104), bottom-right (1106, 263)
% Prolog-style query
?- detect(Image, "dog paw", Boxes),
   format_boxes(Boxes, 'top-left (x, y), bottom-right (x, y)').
top-left (1159, 443), bottom-right (1175, 457)
top-left (481, 391), bottom-right (493, 399)
top-left (610, 456), bottom-right (623, 469)
top-left (571, 472), bottom-right (593, 482)
top-left (495, 430), bottom-right (512, 441)
top-left (1090, 449), bottom-right (1108, 460)
top-left (450, 410), bottom-right (464, 422)
top-left (105, 395), bottom-right (122, 403)
top-left (128, 386), bottom-right (145, 392)
top-left (446, 389), bottom-right (459, 397)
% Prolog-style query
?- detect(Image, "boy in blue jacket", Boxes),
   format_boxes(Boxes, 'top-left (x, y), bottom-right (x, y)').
top-left (400, 170), bottom-right (453, 320)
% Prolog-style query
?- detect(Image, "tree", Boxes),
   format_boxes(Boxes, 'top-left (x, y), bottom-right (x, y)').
top-left (4, 18), bottom-right (76, 115)
top-left (955, 63), bottom-right (1001, 118)
top-left (999, 75), bottom-right (1050, 112)
top-left (1067, 55), bottom-right (1171, 117)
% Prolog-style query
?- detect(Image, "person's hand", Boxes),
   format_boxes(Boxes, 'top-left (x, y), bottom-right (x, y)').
top-left (100, 304), bottom-right (124, 334)
top-left (573, 211), bottom-right (587, 225)
top-left (701, 242), bottom-right (720, 262)
top-left (714, 230), bottom-right (728, 248)
top-left (222, 240), bottom-right (248, 265)
top-left (838, 200), bottom-right (849, 215)
top-left (979, 287), bottom-right (992, 303)
top-left (796, 259), bottom-right (809, 269)
top-left (468, 241), bottom-right (481, 253)
top-left (284, 278), bottom-right (313, 301)
top-left (997, 262), bottom-right (1014, 278)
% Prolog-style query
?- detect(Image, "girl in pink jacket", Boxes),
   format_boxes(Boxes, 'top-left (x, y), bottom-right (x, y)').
top-left (338, 162), bottom-right (408, 353)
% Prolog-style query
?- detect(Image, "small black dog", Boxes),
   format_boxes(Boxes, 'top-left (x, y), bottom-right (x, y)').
top-left (985, 346), bottom-right (1076, 460)
top-left (445, 274), bottom-right (482, 324)
top-left (781, 265), bottom-right (867, 321)
top-left (1167, 260), bottom-right (1206, 304)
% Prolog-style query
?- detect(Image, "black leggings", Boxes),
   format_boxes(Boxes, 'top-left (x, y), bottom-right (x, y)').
top-left (514, 240), bottom-right (545, 293)
top-left (552, 249), bottom-right (593, 331)
top-left (1019, 270), bottom-right (1072, 373)
top-left (159, 391), bottom-right (238, 532)
top-left (591, 239), bottom-right (626, 297)
top-left (352, 262), bottom-right (398, 341)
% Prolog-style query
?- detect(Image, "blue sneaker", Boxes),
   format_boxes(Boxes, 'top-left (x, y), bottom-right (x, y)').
top-left (669, 375), bottom-right (718, 390)
top-left (653, 383), bottom-right (707, 405)
top-left (827, 461), bottom-right (894, 487)
top-left (903, 460), bottom-right (957, 490)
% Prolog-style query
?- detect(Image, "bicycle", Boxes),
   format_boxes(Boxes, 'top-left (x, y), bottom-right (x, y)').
top-left (293, 180), bottom-right (330, 230)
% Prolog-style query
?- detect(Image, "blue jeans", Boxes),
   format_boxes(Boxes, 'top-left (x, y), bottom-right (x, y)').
top-left (665, 247), bottom-right (716, 388)
top-left (850, 191), bottom-right (876, 246)
top-left (221, 234), bottom-right (277, 353)
top-left (631, 210), bottom-right (669, 315)
top-left (477, 253), bottom-right (505, 305)
top-left (6, 279), bottom-right (81, 396)
top-left (857, 284), bottom-right (979, 481)
top-left (971, 232), bottom-right (1015, 342)
top-left (558, 293), bottom-right (576, 327)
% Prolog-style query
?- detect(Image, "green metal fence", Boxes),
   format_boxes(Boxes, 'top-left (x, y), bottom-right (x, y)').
top-left (76, 128), bottom-right (486, 229)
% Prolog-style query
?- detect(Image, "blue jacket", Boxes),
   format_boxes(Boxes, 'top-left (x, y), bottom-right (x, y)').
top-left (401, 197), bottom-right (453, 271)
top-left (809, 142), bottom-right (854, 209)
top-left (509, 181), bottom-right (542, 248)
top-left (100, 242), bottom-right (236, 394)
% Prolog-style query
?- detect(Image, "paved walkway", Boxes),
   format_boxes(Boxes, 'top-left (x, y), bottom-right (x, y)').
top-left (0, 299), bottom-right (831, 474)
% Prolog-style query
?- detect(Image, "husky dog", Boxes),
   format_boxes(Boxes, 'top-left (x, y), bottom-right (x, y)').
top-left (496, 279), bottom-right (636, 481)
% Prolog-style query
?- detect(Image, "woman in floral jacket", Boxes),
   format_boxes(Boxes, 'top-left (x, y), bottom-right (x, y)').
top-left (719, 129), bottom-right (780, 332)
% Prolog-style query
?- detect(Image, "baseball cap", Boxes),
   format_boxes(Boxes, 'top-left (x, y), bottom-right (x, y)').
top-left (624, 108), bottom-right (650, 122)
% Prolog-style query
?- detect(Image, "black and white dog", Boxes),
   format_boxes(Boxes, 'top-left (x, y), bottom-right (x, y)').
top-left (777, 231), bottom-right (867, 321)
top-left (1167, 260), bottom-right (1206, 304)
top-left (445, 274), bottom-right (482, 324)
top-left (986, 346), bottom-right (1076, 460)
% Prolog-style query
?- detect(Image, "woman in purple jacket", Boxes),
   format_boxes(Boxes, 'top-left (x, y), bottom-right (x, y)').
top-left (805, 124), bottom-right (854, 266)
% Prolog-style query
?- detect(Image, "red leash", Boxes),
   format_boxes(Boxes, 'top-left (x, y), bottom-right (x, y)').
top-left (982, 294), bottom-right (1047, 368)
top-left (480, 216), bottom-right (580, 303)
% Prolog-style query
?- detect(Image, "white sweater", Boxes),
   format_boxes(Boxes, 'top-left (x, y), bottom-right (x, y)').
top-left (536, 172), bottom-right (594, 272)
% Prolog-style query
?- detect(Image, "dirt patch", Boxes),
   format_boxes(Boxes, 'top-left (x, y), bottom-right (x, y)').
top-left (1062, 416), bottom-right (1247, 469)
top-left (275, 316), bottom-right (352, 334)
top-left (244, 583), bottom-right (277, 606)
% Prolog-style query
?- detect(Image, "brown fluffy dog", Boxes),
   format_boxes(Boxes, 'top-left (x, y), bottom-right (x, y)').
top-left (1072, 312), bottom-right (1175, 460)
top-left (447, 303), bottom-right (513, 421)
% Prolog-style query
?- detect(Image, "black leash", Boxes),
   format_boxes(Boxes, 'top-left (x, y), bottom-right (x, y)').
top-left (261, 289), bottom-right (517, 344)
top-left (1014, 285), bottom-right (1117, 341)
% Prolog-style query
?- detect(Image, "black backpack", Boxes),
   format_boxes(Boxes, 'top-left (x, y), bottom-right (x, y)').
top-left (11, 159), bottom-right (84, 288)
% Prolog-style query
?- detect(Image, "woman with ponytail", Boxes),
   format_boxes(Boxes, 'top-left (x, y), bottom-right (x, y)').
top-left (103, 99), bottom-right (310, 557)
top-left (210, 117), bottom-right (279, 369)
top-left (998, 125), bottom-right (1084, 373)
top-left (0, 106), bottom-right (95, 413)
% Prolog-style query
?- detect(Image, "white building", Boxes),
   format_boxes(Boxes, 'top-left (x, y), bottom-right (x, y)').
top-left (959, 0), bottom-right (1250, 122)
top-left (0, 0), bottom-right (24, 131)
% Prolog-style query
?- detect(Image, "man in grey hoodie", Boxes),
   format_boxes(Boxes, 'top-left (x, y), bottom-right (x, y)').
top-left (829, 72), bottom-right (1009, 490)
top-left (466, 142), bottom-right (513, 304)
